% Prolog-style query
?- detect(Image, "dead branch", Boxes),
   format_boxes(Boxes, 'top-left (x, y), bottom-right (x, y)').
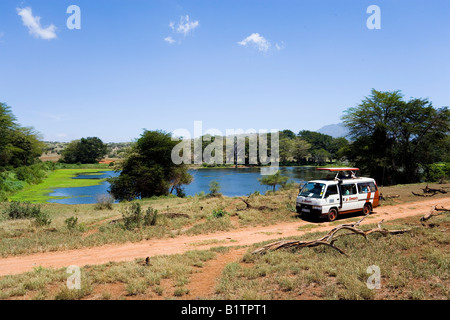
top-left (412, 191), bottom-right (437, 197)
top-left (422, 184), bottom-right (447, 194)
top-left (420, 205), bottom-right (450, 225)
top-left (379, 193), bottom-right (400, 201)
top-left (164, 213), bottom-right (190, 219)
top-left (251, 215), bottom-right (411, 256)
top-left (238, 196), bottom-right (271, 211)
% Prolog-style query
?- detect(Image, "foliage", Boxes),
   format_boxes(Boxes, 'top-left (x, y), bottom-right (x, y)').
top-left (94, 194), bottom-right (114, 210)
top-left (424, 163), bottom-right (450, 183)
top-left (3, 201), bottom-right (42, 220)
top-left (121, 202), bottom-right (159, 230)
top-left (209, 180), bottom-right (221, 196)
top-left (342, 89), bottom-right (450, 185)
top-left (2, 201), bottom-right (51, 226)
top-left (65, 216), bottom-right (79, 230)
top-left (0, 102), bottom-right (45, 169)
top-left (34, 211), bottom-right (52, 227)
top-left (108, 130), bottom-right (192, 201)
top-left (209, 208), bottom-right (229, 219)
top-left (258, 171), bottom-right (289, 192)
top-left (60, 137), bottom-right (107, 164)
top-left (144, 206), bottom-right (158, 226)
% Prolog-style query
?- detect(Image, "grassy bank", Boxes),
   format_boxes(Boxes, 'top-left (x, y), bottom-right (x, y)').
top-left (8, 169), bottom-right (112, 203)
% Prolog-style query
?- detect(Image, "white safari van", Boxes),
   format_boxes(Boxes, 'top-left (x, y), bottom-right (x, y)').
top-left (296, 168), bottom-right (380, 221)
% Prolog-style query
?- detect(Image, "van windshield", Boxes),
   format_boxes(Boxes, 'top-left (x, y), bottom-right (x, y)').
top-left (299, 182), bottom-right (325, 199)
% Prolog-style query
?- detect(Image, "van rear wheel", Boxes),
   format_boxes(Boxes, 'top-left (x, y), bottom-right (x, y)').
top-left (327, 208), bottom-right (338, 222)
top-left (363, 203), bottom-right (372, 215)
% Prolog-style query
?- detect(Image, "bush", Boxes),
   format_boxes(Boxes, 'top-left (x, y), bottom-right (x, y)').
top-left (424, 163), bottom-right (448, 182)
top-left (121, 202), bottom-right (143, 230)
top-left (144, 207), bottom-right (158, 226)
top-left (209, 180), bottom-right (221, 196)
top-left (65, 216), bottom-right (79, 230)
top-left (34, 211), bottom-right (52, 227)
top-left (209, 208), bottom-right (229, 219)
top-left (94, 194), bottom-right (114, 210)
top-left (121, 203), bottom-right (159, 230)
top-left (4, 201), bottom-right (42, 220)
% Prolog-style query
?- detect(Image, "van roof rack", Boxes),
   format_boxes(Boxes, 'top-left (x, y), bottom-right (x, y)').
top-left (316, 168), bottom-right (359, 180)
top-left (316, 168), bottom-right (360, 172)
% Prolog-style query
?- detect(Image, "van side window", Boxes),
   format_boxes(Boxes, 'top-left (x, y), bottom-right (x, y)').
top-left (342, 184), bottom-right (357, 195)
top-left (358, 182), bottom-right (377, 193)
top-left (325, 185), bottom-right (338, 197)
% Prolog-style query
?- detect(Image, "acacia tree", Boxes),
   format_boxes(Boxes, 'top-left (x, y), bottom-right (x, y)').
top-left (108, 130), bottom-right (192, 201)
top-left (258, 171), bottom-right (289, 192)
top-left (342, 89), bottom-right (449, 185)
top-left (60, 137), bottom-right (107, 164)
top-left (0, 102), bottom-right (44, 168)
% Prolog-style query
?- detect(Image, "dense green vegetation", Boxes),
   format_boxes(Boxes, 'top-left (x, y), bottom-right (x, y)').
top-left (0, 103), bottom-right (48, 201)
top-left (8, 168), bottom-right (112, 203)
top-left (342, 89), bottom-right (450, 185)
top-left (108, 130), bottom-right (193, 201)
top-left (59, 137), bottom-right (107, 164)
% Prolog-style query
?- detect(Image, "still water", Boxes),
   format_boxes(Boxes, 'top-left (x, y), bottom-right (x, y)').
top-left (47, 167), bottom-right (326, 204)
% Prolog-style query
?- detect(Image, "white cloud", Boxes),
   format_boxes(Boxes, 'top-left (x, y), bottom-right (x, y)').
top-left (238, 33), bottom-right (271, 52)
top-left (176, 15), bottom-right (199, 36)
top-left (275, 41), bottom-right (285, 51)
top-left (165, 15), bottom-right (199, 44)
top-left (17, 7), bottom-right (57, 40)
top-left (164, 36), bottom-right (175, 44)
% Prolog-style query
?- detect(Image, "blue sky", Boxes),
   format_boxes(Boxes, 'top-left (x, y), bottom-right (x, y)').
top-left (0, 0), bottom-right (449, 142)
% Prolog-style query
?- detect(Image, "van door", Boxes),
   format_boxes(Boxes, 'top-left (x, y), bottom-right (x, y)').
top-left (341, 183), bottom-right (360, 211)
top-left (324, 184), bottom-right (339, 211)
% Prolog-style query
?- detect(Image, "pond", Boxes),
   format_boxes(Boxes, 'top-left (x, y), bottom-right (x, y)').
top-left (47, 167), bottom-right (326, 204)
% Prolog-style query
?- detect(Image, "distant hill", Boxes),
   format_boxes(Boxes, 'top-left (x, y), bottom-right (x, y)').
top-left (316, 123), bottom-right (349, 138)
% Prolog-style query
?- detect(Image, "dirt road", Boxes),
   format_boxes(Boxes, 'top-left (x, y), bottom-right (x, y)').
top-left (0, 198), bottom-right (448, 277)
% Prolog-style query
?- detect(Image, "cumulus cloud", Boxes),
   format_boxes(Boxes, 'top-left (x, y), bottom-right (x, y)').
top-left (17, 7), bottom-right (57, 40)
top-left (175, 15), bottom-right (199, 36)
top-left (164, 36), bottom-right (175, 44)
top-left (238, 33), bottom-right (271, 52)
top-left (165, 15), bottom-right (199, 44)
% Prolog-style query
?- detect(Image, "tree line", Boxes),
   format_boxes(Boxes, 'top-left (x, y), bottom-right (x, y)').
top-left (1, 88), bottom-right (449, 201)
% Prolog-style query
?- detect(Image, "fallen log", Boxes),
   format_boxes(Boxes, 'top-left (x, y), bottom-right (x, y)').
top-left (379, 193), bottom-right (400, 200)
top-left (422, 184), bottom-right (447, 194)
top-left (251, 215), bottom-right (411, 256)
top-left (420, 205), bottom-right (450, 225)
top-left (412, 191), bottom-right (437, 197)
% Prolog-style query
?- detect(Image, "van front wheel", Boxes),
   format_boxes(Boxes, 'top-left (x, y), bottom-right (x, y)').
top-left (327, 208), bottom-right (338, 222)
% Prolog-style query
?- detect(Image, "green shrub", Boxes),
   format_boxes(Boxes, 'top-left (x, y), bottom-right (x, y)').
top-left (65, 216), bottom-right (79, 230)
top-left (424, 163), bottom-right (448, 182)
top-left (209, 180), bottom-right (221, 196)
top-left (3, 201), bottom-right (42, 220)
top-left (34, 211), bottom-right (52, 227)
top-left (121, 202), bottom-right (143, 230)
top-left (144, 207), bottom-right (158, 226)
top-left (94, 194), bottom-right (114, 210)
top-left (209, 208), bottom-right (228, 219)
